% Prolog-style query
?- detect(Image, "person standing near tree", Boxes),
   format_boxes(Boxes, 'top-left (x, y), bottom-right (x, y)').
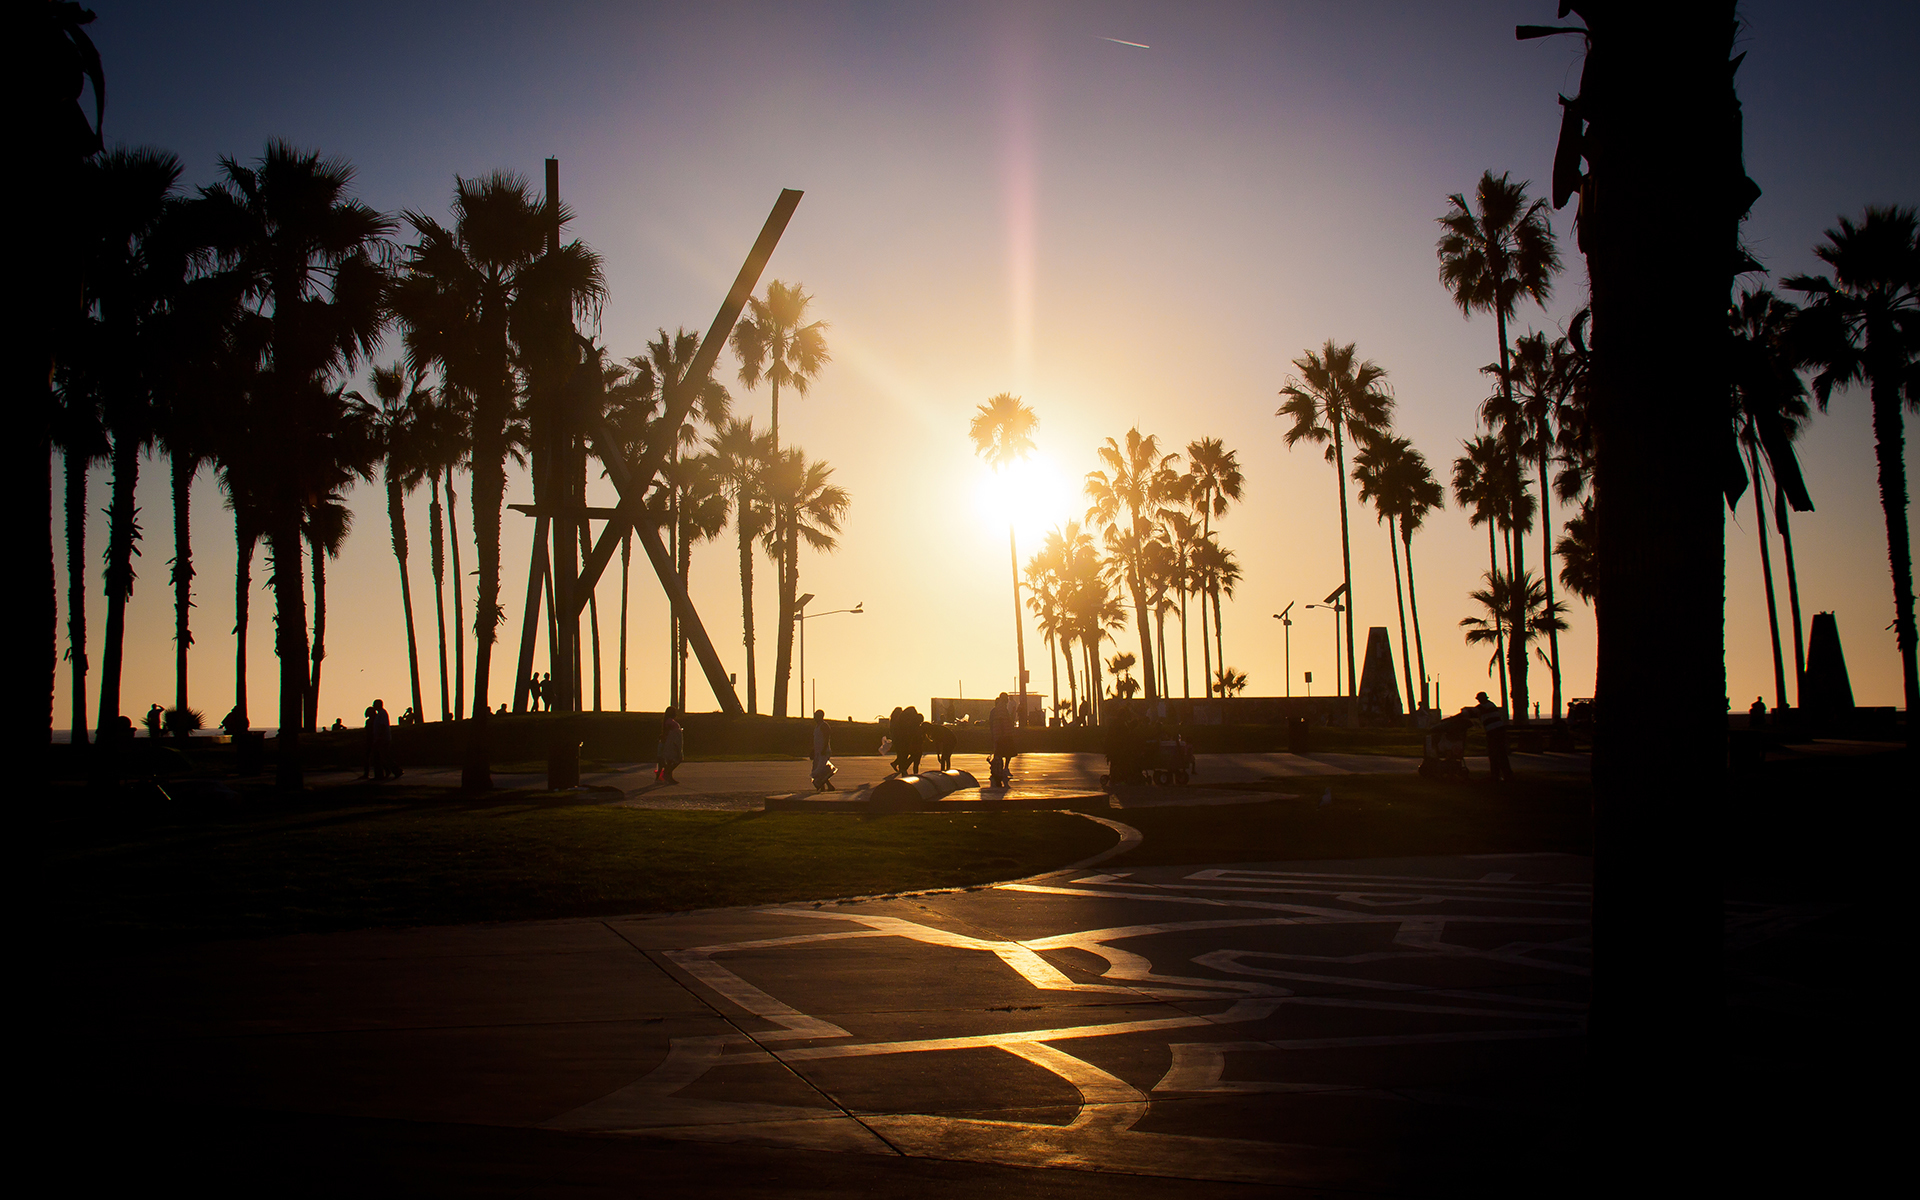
top-left (810, 709), bottom-right (836, 792)
top-left (1467, 691), bottom-right (1513, 783)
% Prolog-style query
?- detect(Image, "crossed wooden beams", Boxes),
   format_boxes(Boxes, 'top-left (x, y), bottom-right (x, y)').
top-left (511, 188), bottom-right (802, 719)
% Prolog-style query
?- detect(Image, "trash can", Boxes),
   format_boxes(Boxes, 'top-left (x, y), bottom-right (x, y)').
top-left (1287, 716), bottom-right (1310, 754)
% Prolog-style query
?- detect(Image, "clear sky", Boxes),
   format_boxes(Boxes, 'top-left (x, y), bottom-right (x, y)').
top-left (60, 1), bottom-right (1920, 729)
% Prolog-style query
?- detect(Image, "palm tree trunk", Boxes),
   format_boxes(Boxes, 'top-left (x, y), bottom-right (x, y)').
top-left (1868, 379), bottom-right (1919, 725)
top-left (1009, 524), bottom-right (1028, 722)
top-left (1155, 607), bottom-right (1168, 699)
top-left (1332, 424), bottom-right (1357, 714)
top-left (1045, 629), bottom-right (1060, 724)
top-left (65, 448), bottom-right (90, 746)
top-left (471, 421), bottom-right (505, 718)
top-left (1389, 517), bottom-right (1414, 718)
top-left (1405, 527), bottom-right (1430, 711)
top-left (1127, 566), bottom-right (1158, 703)
top-left (1199, 580), bottom-right (1213, 697)
top-left (1775, 487), bottom-right (1807, 706)
top-left (1087, 637), bottom-right (1104, 725)
top-left (171, 453), bottom-right (198, 736)
top-left (1538, 454), bottom-right (1563, 720)
top-left (96, 435), bottom-right (139, 738)
top-left (739, 515), bottom-right (757, 714)
top-left (619, 530), bottom-right (630, 711)
top-left (307, 533), bottom-right (326, 733)
top-left (1747, 441), bottom-right (1788, 709)
top-left (1179, 589), bottom-right (1191, 699)
top-left (234, 516), bottom-right (254, 728)
top-left (1488, 523), bottom-right (1508, 713)
top-left (1211, 582), bottom-right (1226, 693)
top-left (772, 514), bottom-right (795, 717)
top-left (429, 473), bottom-right (451, 722)
top-left (388, 474), bottom-right (425, 722)
top-left (447, 473), bottom-right (466, 721)
top-left (677, 518), bottom-right (693, 713)
top-left (269, 520), bottom-right (307, 791)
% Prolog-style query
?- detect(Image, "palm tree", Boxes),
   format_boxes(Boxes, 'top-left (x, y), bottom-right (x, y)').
top-left (1030, 522), bottom-right (1097, 722)
top-left (393, 170), bottom-right (601, 726)
top-left (731, 280), bottom-right (830, 715)
top-left (1354, 435), bottom-right (1419, 716)
top-left (1558, 499), bottom-right (1598, 606)
top-left (303, 493), bottom-right (358, 731)
top-left (196, 141), bottom-right (392, 788)
top-left (1461, 568), bottom-right (1567, 706)
top-left (1161, 510), bottom-right (1203, 698)
top-left (709, 417), bottom-right (775, 713)
top-left (761, 446), bottom-right (851, 715)
top-left (52, 386), bottom-right (107, 746)
top-left (1185, 437), bottom-right (1243, 697)
top-left (1438, 170), bottom-right (1560, 717)
top-left (1278, 341), bottom-right (1394, 707)
top-left (1452, 433), bottom-right (1533, 713)
top-left (1785, 206), bottom-right (1920, 725)
top-left (361, 363), bottom-right (432, 721)
top-left (1106, 652), bottom-right (1140, 700)
top-left (971, 393), bottom-right (1039, 721)
top-left (78, 147), bottom-right (189, 741)
top-left (412, 381), bottom-right (468, 721)
top-left (1485, 330), bottom-right (1581, 720)
top-left (1086, 428), bottom-right (1181, 701)
top-left (1397, 448), bottom-right (1446, 711)
top-left (1213, 667), bottom-right (1249, 698)
top-left (1194, 536), bottom-right (1242, 686)
top-left (668, 452), bottom-right (730, 709)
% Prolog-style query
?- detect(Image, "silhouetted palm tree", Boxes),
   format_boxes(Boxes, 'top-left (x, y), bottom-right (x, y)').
top-left (731, 280), bottom-right (829, 715)
top-left (1213, 667), bottom-right (1249, 698)
top-left (761, 446), bottom-right (850, 715)
top-left (667, 452), bottom-right (730, 709)
top-left (1087, 428), bottom-right (1181, 701)
top-left (1451, 433), bottom-right (1533, 713)
top-left (361, 363), bottom-right (432, 721)
top-left (1194, 536), bottom-right (1242, 685)
top-left (52, 386), bottom-right (107, 745)
top-left (710, 418), bottom-right (775, 713)
top-left (971, 393), bottom-right (1039, 719)
top-left (78, 147), bottom-right (189, 740)
top-left (1161, 509), bottom-right (1203, 698)
top-left (1278, 341), bottom-right (1394, 705)
top-left (1485, 330), bottom-right (1581, 719)
top-left (411, 382), bottom-right (468, 721)
top-left (303, 492), bottom-right (358, 731)
top-left (1185, 437), bottom-right (1243, 698)
top-left (197, 141), bottom-right (392, 787)
top-left (1461, 569), bottom-right (1567, 705)
top-left (1396, 447), bottom-right (1445, 711)
top-left (1355, 435), bottom-right (1419, 715)
top-left (394, 170), bottom-right (599, 723)
top-left (1106, 651), bottom-right (1140, 700)
top-left (1438, 170), bottom-right (1559, 717)
top-left (1785, 206), bottom-right (1920, 724)
top-left (1557, 499), bottom-right (1597, 605)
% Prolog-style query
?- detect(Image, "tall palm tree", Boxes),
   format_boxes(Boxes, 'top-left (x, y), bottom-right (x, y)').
top-left (1161, 510), bottom-right (1203, 698)
top-left (1106, 651), bottom-right (1139, 700)
top-left (1195, 537), bottom-right (1242, 685)
top-left (1451, 433), bottom-right (1533, 713)
top-left (196, 141), bottom-right (392, 788)
top-left (668, 452), bottom-right (730, 709)
top-left (1185, 437), bottom-right (1243, 697)
top-left (412, 380), bottom-right (468, 721)
top-left (1557, 500), bottom-right (1598, 605)
top-left (1086, 428), bottom-right (1181, 701)
top-left (1785, 206), bottom-right (1920, 725)
top-left (1278, 341), bottom-right (1394, 706)
top-left (1024, 555), bottom-right (1066, 722)
top-left (394, 170), bottom-right (600, 725)
top-left (971, 393), bottom-right (1038, 721)
top-left (709, 417), bottom-right (775, 713)
top-left (52, 386), bottom-right (108, 746)
top-left (761, 446), bottom-right (851, 715)
top-left (78, 147), bottom-right (189, 741)
top-left (731, 280), bottom-right (829, 715)
top-left (1485, 330), bottom-right (1581, 719)
top-left (1354, 434), bottom-right (1418, 716)
top-left (361, 363), bottom-right (432, 721)
top-left (1438, 170), bottom-right (1560, 716)
top-left (303, 493), bottom-right (356, 731)
top-left (1030, 522), bottom-right (1097, 722)
top-left (1396, 447), bottom-right (1445, 711)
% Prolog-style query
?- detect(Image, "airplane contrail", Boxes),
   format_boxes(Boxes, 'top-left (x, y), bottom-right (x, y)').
top-left (1100, 37), bottom-right (1150, 49)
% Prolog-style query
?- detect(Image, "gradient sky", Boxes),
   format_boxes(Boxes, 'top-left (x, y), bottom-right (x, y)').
top-left (60, 1), bottom-right (1920, 729)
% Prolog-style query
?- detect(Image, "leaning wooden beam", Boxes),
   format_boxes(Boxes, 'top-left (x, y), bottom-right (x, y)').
top-left (512, 516), bottom-right (550, 713)
top-left (573, 188), bottom-right (803, 606)
top-left (585, 408), bottom-right (745, 715)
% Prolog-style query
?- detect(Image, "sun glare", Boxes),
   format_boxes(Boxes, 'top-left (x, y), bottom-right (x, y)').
top-left (974, 451), bottom-right (1078, 546)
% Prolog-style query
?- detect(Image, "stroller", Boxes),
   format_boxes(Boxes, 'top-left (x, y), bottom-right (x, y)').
top-left (1419, 710), bottom-right (1474, 782)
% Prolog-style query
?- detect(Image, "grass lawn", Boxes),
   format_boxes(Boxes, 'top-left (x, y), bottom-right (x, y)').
top-left (1111, 773), bottom-right (1594, 866)
top-left (48, 799), bottom-right (1115, 948)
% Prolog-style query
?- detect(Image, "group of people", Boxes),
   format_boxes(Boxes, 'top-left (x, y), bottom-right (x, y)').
top-left (880, 706), bottom-right (958, 777)
top-left (525, 672), bottom-right (560, 712)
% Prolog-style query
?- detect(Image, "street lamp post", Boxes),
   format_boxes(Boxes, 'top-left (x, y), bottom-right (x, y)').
top-left (1273, 603), bottom-right (1295, 698)
top-left (1305, 601), bottom-right (1346, 698)
top-left (794, 597), bottom-right (864, 715)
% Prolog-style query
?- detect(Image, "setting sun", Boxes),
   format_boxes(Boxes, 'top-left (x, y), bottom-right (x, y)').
top-left (973, 450), bottom-right (1079, 546)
